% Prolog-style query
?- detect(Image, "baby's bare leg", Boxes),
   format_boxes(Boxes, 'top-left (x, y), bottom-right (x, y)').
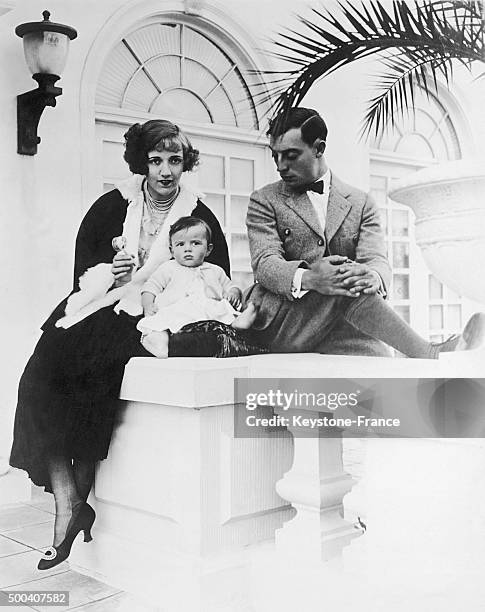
top-left (232, 302), bottom-right (258, 331)
top-left (140, 330), bottom-right (169, 358)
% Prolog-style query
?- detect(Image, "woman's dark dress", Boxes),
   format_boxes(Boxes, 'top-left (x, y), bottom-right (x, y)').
top-left (9, 188), bottom-right (235, 492)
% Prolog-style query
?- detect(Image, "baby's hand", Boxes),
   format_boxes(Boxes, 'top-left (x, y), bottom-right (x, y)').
top-left (143, 303), bottom-right (158, 317)
top-left (226, 287), bottom-right (242, 310)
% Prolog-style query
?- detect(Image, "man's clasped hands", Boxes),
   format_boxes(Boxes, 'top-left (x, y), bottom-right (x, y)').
top-left (301, 255), bottom-right (381, 297)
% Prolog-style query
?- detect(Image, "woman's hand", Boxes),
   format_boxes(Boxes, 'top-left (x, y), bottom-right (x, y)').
top-left (111, 252), bottom-right (135, 286)
top-left (226, 287), bottom-right (242, 310)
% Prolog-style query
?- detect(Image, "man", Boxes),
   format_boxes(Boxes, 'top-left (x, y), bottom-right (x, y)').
top-left (245, 108), bottom-right (483, 357)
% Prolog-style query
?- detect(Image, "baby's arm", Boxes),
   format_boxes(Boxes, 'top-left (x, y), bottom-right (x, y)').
top-left (216, 267), bottom-right (242, 309)
top-left (142, 291), bottom-right (158, 317)
top-left (141, 262), bottom-right (171, 316)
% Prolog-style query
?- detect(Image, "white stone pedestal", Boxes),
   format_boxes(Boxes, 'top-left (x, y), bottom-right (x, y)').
top-left (70, 357), bottom-right (294, 612)
top-left (69, 350), bottom-right (485, 612)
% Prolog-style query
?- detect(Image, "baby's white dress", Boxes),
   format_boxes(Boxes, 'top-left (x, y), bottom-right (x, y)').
top-left (137, 259), bottom-right (238, 334)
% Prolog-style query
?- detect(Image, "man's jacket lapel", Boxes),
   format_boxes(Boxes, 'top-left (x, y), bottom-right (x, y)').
top-left (280, 182), bottom-right (324, 238)
top-left (325, 179), bottom-right (352, 243)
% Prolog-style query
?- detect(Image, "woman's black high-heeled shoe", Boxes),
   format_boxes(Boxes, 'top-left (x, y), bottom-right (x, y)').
top-left (38, 502), bottom-right (95, 570)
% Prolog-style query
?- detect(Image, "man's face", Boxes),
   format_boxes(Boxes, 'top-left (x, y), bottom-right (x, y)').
top-left (270, 127), bottom-right (324, 189)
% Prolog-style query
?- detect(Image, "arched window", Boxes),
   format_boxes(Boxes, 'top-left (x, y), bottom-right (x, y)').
top-left (93, 16), bottom-right (267, 290)
top-left (95, 22), bottom-right (258, 130)
top-left (369, 88), bottom-right (466, 342)
top-left (371, 90), bottom-right (461, 162)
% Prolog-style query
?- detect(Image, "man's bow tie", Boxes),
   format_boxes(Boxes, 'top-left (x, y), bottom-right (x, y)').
top-left (305, 180), bottom-right (324, 194)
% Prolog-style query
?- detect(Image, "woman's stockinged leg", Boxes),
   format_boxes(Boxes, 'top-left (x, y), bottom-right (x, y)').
top-left (73, 459), bottom-right (95, 502)
top-left (47, 456), bottom-right (83, 546)
top-left (38, 455), bottom-right (96, 570)
top-left (343, 294), bottom-right (468, 358)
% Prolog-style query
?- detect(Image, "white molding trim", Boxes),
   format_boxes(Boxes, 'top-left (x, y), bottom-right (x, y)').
top-left (79, 0), bottom-right (272, 208)
top-left (95, 107), bottom-right (269, 147)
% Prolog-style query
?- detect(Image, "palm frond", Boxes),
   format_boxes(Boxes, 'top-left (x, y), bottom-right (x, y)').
top-left (255, 0), bottom-right (484, 138)
top-left (361, 51), bottom-right (455, 139)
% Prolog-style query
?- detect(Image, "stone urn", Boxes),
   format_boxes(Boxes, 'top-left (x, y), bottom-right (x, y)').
top-left (389, 159), bottom-right (485, 304)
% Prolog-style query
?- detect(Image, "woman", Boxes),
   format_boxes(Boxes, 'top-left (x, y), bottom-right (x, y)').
top-left (9, 119), bottom-right (245, 570)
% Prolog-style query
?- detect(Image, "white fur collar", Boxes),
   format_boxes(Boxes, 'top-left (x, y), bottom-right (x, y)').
top-left (115, 174), bottom-right (145, 204)
top-left (56, 176), bottom-right (202, 328)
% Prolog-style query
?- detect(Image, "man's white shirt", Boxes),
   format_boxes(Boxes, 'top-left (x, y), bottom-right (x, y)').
top-left (290, 169), bottom-right (385, 298)
top-left (291, 169), bottom-right (330, 298)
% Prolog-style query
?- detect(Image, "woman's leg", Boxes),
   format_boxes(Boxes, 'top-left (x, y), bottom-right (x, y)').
top-left (73, 459), bottom-right (96, 503)
top-left (344, 294), bottom-right (483, 358)
top-left (47, 456), bottom-right (83, 546)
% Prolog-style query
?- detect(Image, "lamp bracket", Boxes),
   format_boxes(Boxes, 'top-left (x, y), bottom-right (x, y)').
top-left (17, 73), bottom-right (62, 155)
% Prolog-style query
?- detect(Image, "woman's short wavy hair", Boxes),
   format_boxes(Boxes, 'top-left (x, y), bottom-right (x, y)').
top-left (123, 120), bottom-right (199, 175)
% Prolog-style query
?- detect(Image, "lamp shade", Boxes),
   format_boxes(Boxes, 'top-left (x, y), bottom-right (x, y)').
top-left (15, 10), bottom-right (77, 76)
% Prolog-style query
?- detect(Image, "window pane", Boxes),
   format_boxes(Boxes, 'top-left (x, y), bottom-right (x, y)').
top-left (204, 193), bottom-right (225, 226)
top-left (393, 274), bottom-right (409, 300)
top-left (394, 305), bottom-right (410, 324)
top-left (378, 208), bottom-right (388, 234)
top-left (230, 195), bottom-right (249, 230)
top-left (102, 141), bottom-right (127, 178)
top-left (446, 287), bottom-right (461, 301)
top-left (232, 270), bottom-right (254, 291)
top-left (370, 175), bottom-right (387, 190)
top-left (447, 304), bottom-right (462, 330)
top-left (429, 305), bottom-right (444, 330)
top-left (231, 234), bottom-right (251, 269)
top-left (230, 158), bottom-right (254, 192)
top-left (199, 155), bottom-right (225, 190)
top-left (392, 210), bottom-right (409, 237)
top-left (428, 275), bottom-right (443, 300)
top-left (392, 242), bottom-right (409, 268)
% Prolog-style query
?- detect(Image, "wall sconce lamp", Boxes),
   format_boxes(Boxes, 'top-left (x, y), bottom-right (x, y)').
top-left (15, 10), bottom-right (77, 155)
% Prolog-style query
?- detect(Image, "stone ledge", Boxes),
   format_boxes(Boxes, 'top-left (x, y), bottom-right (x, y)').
top-left (119, 351), bottom-right (482, 408)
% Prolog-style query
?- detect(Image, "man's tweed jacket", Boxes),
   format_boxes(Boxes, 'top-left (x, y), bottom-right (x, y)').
top-left (246, 174), bottom-right (392, 356)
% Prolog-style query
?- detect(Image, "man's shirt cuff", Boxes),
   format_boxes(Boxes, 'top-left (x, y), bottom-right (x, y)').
top-left (291, 267), bottom-right (309, 298)
top-left (375, 271), bottom-right (387, 298)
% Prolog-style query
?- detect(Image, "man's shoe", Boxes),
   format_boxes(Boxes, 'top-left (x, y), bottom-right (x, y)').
top-left (455, 313), bottom-right (485, 351)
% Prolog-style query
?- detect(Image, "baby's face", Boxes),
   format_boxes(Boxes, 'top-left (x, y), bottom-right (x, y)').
top-left (170, 225), bottom-right (212, 268)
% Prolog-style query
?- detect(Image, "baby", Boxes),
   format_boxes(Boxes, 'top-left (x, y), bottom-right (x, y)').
top-left (137, 216), bottom-right (257, 358)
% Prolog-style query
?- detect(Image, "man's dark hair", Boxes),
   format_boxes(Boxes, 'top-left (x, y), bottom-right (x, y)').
top-left (267, 108), bottom-right (328, 147)
top-left (169, 216), bottom-right (212, 245)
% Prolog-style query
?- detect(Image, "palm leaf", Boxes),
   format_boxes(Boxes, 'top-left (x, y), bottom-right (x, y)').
top-left (362, 52), bottom-right (455, 139)
top-left (255, 0), bottom-right (484, 138)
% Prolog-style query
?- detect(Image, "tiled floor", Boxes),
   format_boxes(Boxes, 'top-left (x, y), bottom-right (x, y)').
top-left (1, 447), bottom-right (365, 612)
top-left (0, 479), bottom-right (158, 611)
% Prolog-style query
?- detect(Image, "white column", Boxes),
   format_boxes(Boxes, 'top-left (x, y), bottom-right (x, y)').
top-left (273, 408), bottom-right (360, 562)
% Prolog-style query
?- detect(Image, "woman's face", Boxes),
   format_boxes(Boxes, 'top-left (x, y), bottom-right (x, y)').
top-left (146, 145), bottom-right (184, 199)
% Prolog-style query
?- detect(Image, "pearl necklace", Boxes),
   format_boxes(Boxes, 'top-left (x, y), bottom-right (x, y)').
top-left (142, 182), bottom-right (180, 236)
